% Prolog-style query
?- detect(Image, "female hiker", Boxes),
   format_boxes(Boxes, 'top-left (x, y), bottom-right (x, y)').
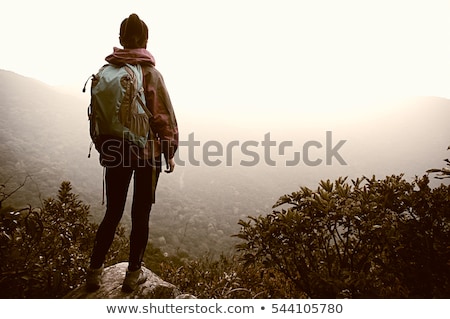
top-left (86, 13), bottom-right (178, 293)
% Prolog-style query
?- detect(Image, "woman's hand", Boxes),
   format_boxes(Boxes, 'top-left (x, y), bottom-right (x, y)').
top-left (165, 157), bottom-right (176, 173)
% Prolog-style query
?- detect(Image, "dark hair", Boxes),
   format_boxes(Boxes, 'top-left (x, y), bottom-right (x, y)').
top-left (119, 14), bottom-right (148, 49)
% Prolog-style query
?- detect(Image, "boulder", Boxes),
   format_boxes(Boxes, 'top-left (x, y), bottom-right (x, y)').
top-left (64, 262), bottom-right (195, 299)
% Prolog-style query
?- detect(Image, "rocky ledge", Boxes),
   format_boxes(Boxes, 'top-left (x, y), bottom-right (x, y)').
top-left (64, 262), bottom-right (195, 299)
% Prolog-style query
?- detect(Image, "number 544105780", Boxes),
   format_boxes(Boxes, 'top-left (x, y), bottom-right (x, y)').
top-left (271, 303), bottom-right (343, 314)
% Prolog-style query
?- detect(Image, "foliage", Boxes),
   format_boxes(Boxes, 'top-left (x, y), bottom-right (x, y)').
top-left (0, 181), bottom-right (129, 298)
top-left (160, 253), bottom-right (243, 298)
top-left (141, 243), bottom-right (184, 276)
top-left (235, 175), bottom-right (450, 298)
top-left (159, 252), bottom-right (299, 299)
top-left (1, 174), bottom-right (449, 299)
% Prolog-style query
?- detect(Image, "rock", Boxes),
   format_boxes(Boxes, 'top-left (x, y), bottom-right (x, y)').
top-left (64, 262), bottom-right (195, 299)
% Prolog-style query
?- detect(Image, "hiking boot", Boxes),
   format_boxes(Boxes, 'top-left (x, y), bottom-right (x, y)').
top-left (122, 267), bottom-right (147, 292)
top-left (86, 265), bottom-right (104, 292)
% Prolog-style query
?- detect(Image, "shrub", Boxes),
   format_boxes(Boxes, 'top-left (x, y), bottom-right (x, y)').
top-left (235, 175), bottom-right (450, 298)
top-left (0, 181), bottom-right (129, 298)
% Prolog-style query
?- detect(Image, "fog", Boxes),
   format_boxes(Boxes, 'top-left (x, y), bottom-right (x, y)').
top-left (2, 1), bottom-right (450, 104)
top-left (1, 0), bottom-right (450, 256)
top-left (1, 68), bottom-right (449, 257)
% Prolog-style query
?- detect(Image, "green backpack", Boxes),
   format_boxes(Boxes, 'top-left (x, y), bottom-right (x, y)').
top-left (84, 64), bottom-right (152, 154)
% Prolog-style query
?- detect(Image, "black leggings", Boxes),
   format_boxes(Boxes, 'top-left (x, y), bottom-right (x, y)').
top-left (90, 164), bottom-right (159, 271)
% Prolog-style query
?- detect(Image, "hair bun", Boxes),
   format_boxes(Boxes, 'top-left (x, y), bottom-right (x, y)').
top-left (125, 14), bottom-right (143, 37)
top-left (120, 13), bottom-right (148, 49)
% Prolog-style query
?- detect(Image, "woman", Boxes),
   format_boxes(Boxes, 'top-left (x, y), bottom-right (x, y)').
top-left (86, 13), bottom-right (178, 293)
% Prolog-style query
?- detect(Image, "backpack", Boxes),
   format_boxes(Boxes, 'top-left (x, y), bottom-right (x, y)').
top-left (83, 63), bottom-right (152, 155)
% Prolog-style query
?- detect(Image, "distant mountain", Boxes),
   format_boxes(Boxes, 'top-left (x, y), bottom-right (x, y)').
top-left (0, 70), bottom-right (98, 206)
top-left (1, 69), bottom-right (449, 257)
top-left (0, 70), bottom-right (276, 256)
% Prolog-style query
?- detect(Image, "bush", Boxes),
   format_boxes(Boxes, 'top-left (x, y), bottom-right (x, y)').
top-left (235, 175), bottom-right (450, 298)
top-left (0, 181), bottom-right (129, 298)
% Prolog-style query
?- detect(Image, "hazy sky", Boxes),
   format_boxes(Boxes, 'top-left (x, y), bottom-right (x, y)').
top-left (2, 0), bottom-right (450, 125)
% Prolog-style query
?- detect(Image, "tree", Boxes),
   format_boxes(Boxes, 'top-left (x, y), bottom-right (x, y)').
top-left (235, 175), bottom-right (450, 298)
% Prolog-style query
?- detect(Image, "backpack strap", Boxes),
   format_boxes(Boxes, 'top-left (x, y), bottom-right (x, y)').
top-left (124, 65), bottom-right (157, 168)
top-left (123, 65), bottom-right (153, 119)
